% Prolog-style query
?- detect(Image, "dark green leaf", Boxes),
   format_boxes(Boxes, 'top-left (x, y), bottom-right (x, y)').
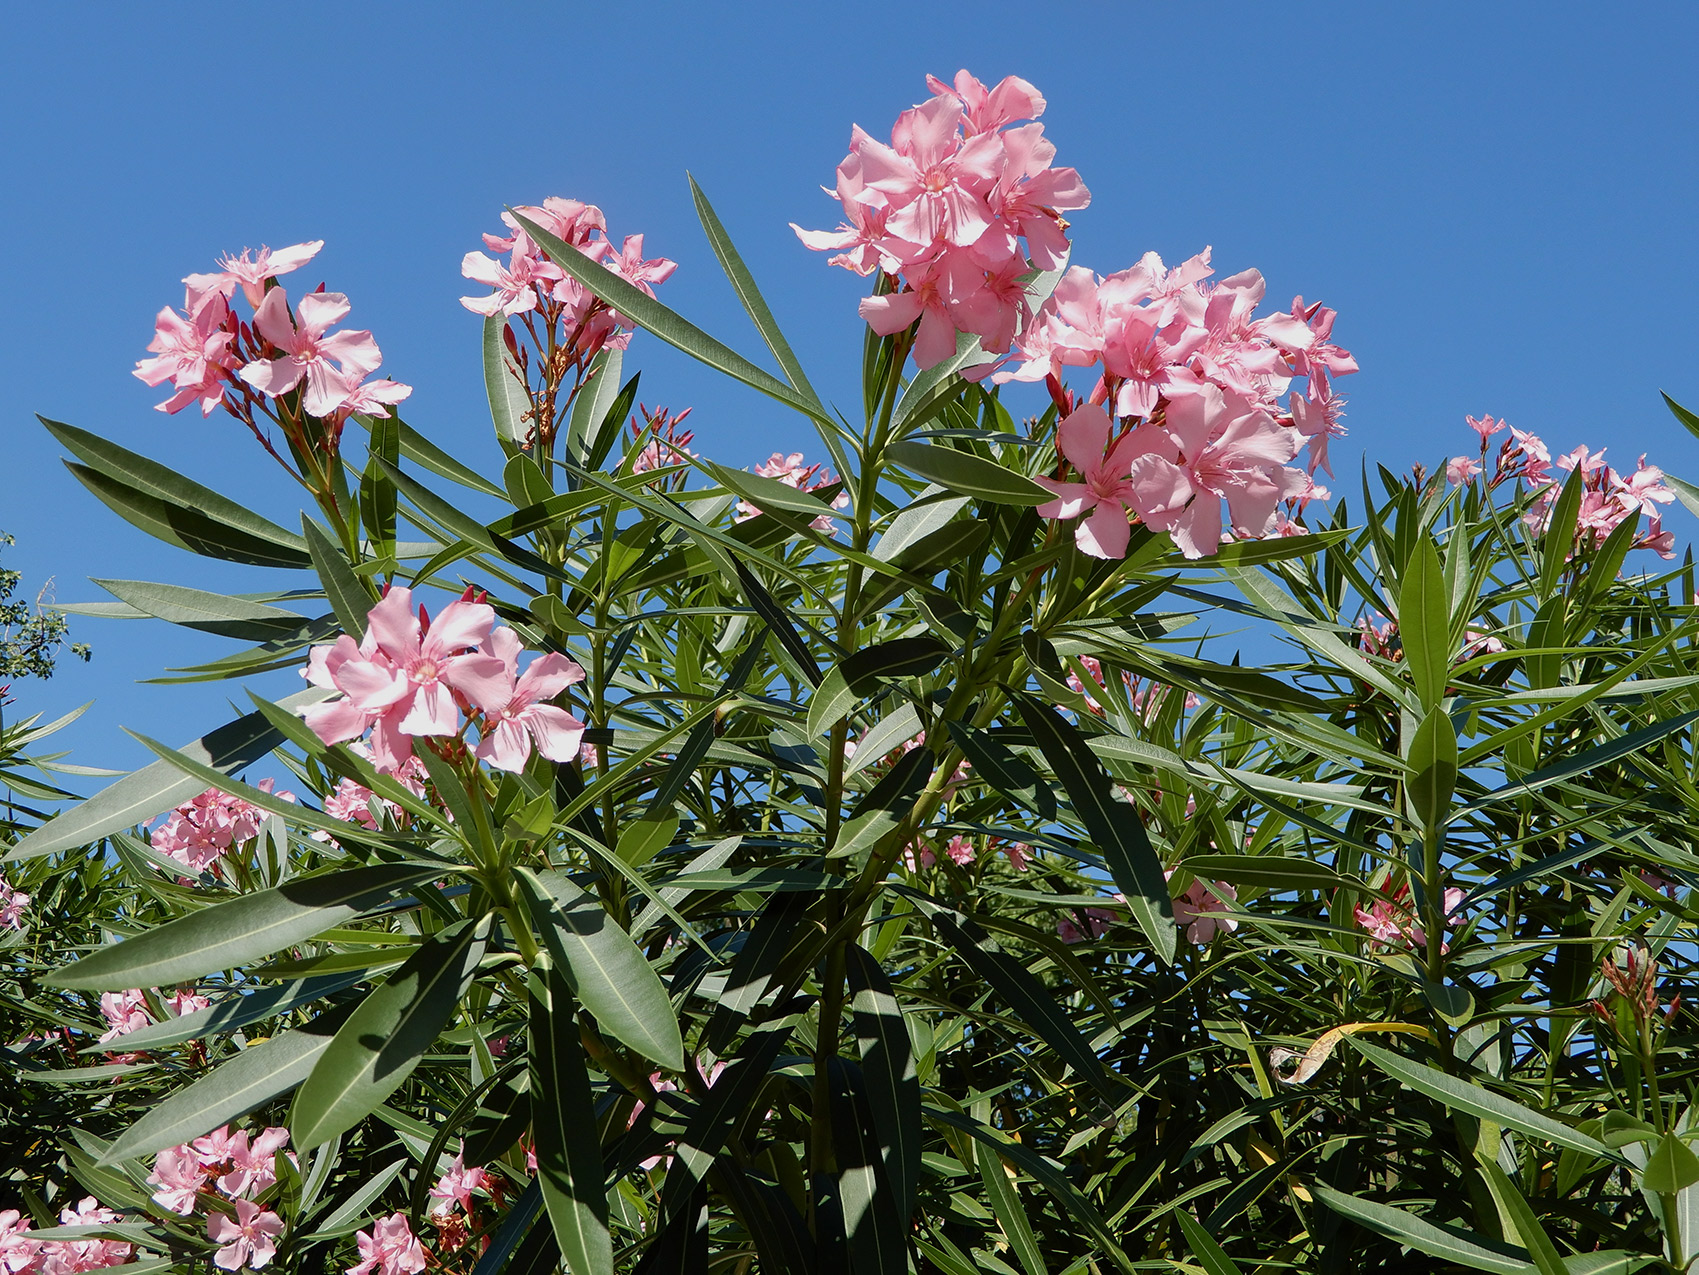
top-left (840, 637), bottom-right (950, 694)
top-left (886, 441), bottom-right (1051, 507)
top-left (66, 462), bottom-right (311, 568)
top-left (846, 944), bottom-right (920, 1223)
top-left (89, 579), bottom-right (308, 642)
top-left (1313, 1184), bottom-right (1536, 1274)
top-left (1395, 536), bottom-right (1450, 709)
top-left (301, 517), bottom-right (372, 640)
top-left (485, 313), bottom-right (533, 446)
top-left (530, 966), bottom-right (613, 1275)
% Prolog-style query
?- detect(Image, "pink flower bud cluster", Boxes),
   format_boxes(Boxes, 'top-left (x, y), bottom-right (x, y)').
top-left (424, 1153), bottom-right (494, 1253)
top-left (734, 451), bottom-right (850, 531)
top-left (461, 198), bottom-right (676, 354)
top-left (0, 1200), bottom-right (134, 1275)
top-left (134, 242), bottom-right (411, 425)
top-left (302, 586), bottom-right (586, 777)
top-left (1353, 882), bottom-right (1466, 953)
top-left (0, 873), bottom-right (29, 930)
top-left (317, 746), bottom-right (428, 843)
top-left (1449, 415), bottom-right (1677, 559)
top-left (795, 70), bottom-right (1090, 371)
top-left (149, 781), bottom-right (292, 876)
top-left (347, 1214), bottom-right (425, 1275)
top-left (627, 404), bottom-right (698, 478)
top-left (147, 1126), bottom-right (294, 1270)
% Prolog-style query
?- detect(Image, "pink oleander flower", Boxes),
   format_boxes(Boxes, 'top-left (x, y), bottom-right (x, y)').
top-left (927, 69), bottom-right (1046, 136)
top-left (1353, 883), bottom-right (1466, 953)
top-left (578, 742), bottom-right (600, 768)
top-left (1058, 903), bottom-right (1120, 944)
top-left (459, 245), bottom-right (562, 317)
top-left (348, 1214), bottom-right (426, 1275)
top-left (1461, 630), bottom-right (1506, 659)
top-left (215, 1127), bottom-right (292, 1199)
top-left (0, 1211), bottom-right (40, 1275)
top-left (1167, 872), bottom-right (1239, 944)
top-left (1286, 374), bottom-right (1348, 478)
top-left (207, 1199), bottom-right (283, 1272)
top-left (1002, 842), bottom-right (1031, 872)
top-left (735, 452), bottom-right (850, 531)
top-left (320, 749), bottom-right (428, 840)
top-left (186, 241), bottom-right (325, 310)
top-left (428, 1154), bottom-right (488, 1216)
top-left (302, 586), bottom-right (506, 773)
top-left (473, 627), bottom-right (587, 774)
top-left (1446, 456), bottom-right (1483, 485)
top-left (943, 836), bottom-right (976, 866)
top-left (148, 1144), bottom-right (209, 1215)
top-left (238, 289), bottom-right (384, 418)
top-left (97, 989), bottom-right (151, 1044)
top-left (133, 292), bottom-right (237, 416)
top-left (0, 875), bottom-right (29, 931)
top-left (39, 1199), bottom-right (132, 1274)
top-left (150, 784), bottom-right (287, 875)
top-left (627, 405), bottom-right (696, 476)
top-left (1467, 413), bottom-right (1507, 446)
top-left (1037, 403), bottom-right (1166, 559)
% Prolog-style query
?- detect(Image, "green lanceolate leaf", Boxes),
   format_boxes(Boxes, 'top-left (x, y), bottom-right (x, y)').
top-left (1396, 535), bottom-right (1450, 710)
top-left (1476, 1158), bottom-right (1567, 1275)
top-left (7, 687), bottom-right (329, 862)
top-left (1312, 1184), bottom-right (1537, 1275)
top-left (933, 913), bottom-right (1116, 1100)
top-left (65, 462), bottom-right (313, 568)
top-left (886, 440), bottom-right (1051, 507)
top-left (839, 637), bottom-right (951, 694)
top-left (360, 409), bottom-right (400, 556)
top-left (45, 863), bottom-right (445, 990)
top-left (807, 666), bottom-right (856, 739)
top-left (516, 868), bottom-right (685, 1071)
top-left (834, 746), bottom-right (932, 867)
top-left (1175, 1212), bottom-right (1246, 1275)
top-left (979, 1144), bottom-right (1044, 1275)
top-left (1015, 695), bottom-right (1176, 964)
top-left (1540, 468), bottom-right (1585, 601)
top-left (1349, 1038), bottom-right (1615, 1160)
top-left (108, 971), bottom-right (367, 1051)
top-left (301, 517), bottom-right (373, 640)
top-left (1181, 853), bottom-right (1350, 892)
top-left (101, 1003), bottom-right (355, 1164)
top-left (531, 968), bottom-right (614, 1275)
top-left (1407, 704), bottom-right (1459, 832)
top-left (945, 721), bottom-right (1055, 820)
top-left (874, 488), bottom-right (971, 562)
top-left (1639, 1130), bottom-right (1699, 1193)
top-left (485, 312), bottom-right (534, 446)
top-left (846, 944), bottom-right (920, 1223)
top-left (291, 918), bottom-right (489, 1148)
top-left (513, 209), bottom-right (827, 427)
top-left (729, 558), bottom-right (821, 686)
top-left (89, 579), bottom-right (310, 642)
top-left (699, 459), bottom-right (840, 524)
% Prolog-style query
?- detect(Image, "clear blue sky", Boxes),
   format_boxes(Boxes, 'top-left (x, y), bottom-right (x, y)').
top-left (3, 2), bottom-right (1697, 779)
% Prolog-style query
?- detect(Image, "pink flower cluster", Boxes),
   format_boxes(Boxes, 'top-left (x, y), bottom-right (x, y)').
top-left (1056, 874), bottom-right (1237, 945)
top-left (795, 70), bottom-right (1090, 369)
top-left (461, 198), bottom-right (676, 355)
top-left (627, 405), bottom-right (697, 478)
top-left (734, 451), bottom-right (849, 531)
top-left (134, 242), bottom-right (411, 424)
top-left (0, 1200), bottom-right (133, 1275)
top-left (347, 1215), bottom-right (424, 1275)
top-left (1353, 883), bottom-right (1466, 953)
top-left (1448, 415), bottom-right (1676, 559)
top-left (0, 873), bottom-right (28, 930)
top-left (317, 746), bottom-right (428, 844)
top-left (1066, 655), bottom-right (1201, 720)
top-left (424, 1153), bottom-right (492, 1253)
top-left (303, 586), bottom-right (586, 777)
top-left (150, 782), bottom-right (291, 876)
top-left (148, 1126), bottom-right (294, 1270)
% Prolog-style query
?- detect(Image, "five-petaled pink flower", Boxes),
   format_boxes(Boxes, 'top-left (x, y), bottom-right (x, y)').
top-left (239, 289), bottom-right (384, 418)
top-left (348, 1213), bottom-right (426, 1275)
top-left (208, 1199), bottom-right (284, 1272)
top-left (187, 241), bottom-right (324, 309)
top-left (1035, 403), bottom-right (1165, 559)
top-left (473, 628), bottom-right (587, 773)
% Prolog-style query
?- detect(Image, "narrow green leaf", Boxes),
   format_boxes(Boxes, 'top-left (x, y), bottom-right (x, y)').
top-left (90, 579), bottom-right (308, 642)
top-left (840, 637), bottom-right (950, 693)
top-left (106, 971), bottom-right (366, 1051)
top-left (729, 558), bottom-right (821, 686)
top-left (352, 412), bottom-right (505, 499)
top-left (1640, 1131), bottom-right (1699, 1194)
top-left (567, 349), bottom-right (628, 471)
top-left (1181, 853), bottom-right (1350, 892)
top-left (514, 210), bottom-right (828, 426)
top-left (1464, 710), bottom-right (1699, 812)
top-left (1313, 1184), bottom-right (1536, 1274)
top-left (945, 721), bottom-right (1055, 820)
top-left (833, 747), bottom-right (931, 866)
top-left (101, 1003), bottom-right (355, 1163)
top-left (359, 410), bottom-right (400, 557)
top-left (1407, 704), bottom-right (1458, 833)
top-left (874, 488), bottom-right (971, 562)
top-left (1175, 1212), bottom-right (1245, 1275)
top-left (45, 864), bottom-right (443, 990)
top-left (845, 704), bottom-right (923, 778)
top-left (485, 313), bottom-right (533, 446)
top-left (530, 967), bottom-right (613, 1275)
top-left (886, 441), bottom-right (1051, 507)
top-left (807, 666), bottom-right (856, 740)
top-left (1396, 536), bottom-right (1450, 709)
top-left (1540, 468), bottom-right (1585, 601)
top-left (846, 944), bottom-right (920, 1223)
top-left (615, 815), bottom-right (679, 869)
top-left (378, 459), bottom-right (570, 583)
top-left (979, 1146), bottom-right (1045, 1275)
top-left (517, 868), bottom-right (685, 1071)
top-left (1477, 1158), bottom-right (1567, 1275)
top-left (66, 462), bottom-right (310, 568)
top-left (1349, 1038), bottom-right (1615, 1160)
top-left (292, 919), bottom-right (487, 1148)
top-left (1015, 696), bottom-right (1176, 964)
top-left (699, 458), bottom-right (839, 522)
top-left (301, 517), bottom-right (372, 640)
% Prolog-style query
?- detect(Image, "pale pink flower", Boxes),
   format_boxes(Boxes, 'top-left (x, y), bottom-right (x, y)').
top-left (303, 587), bottom-right (507, 773)
top-left (0, 1211), bottom-right (40, 1275)
top-left (1446, 456), bottom-right (1482, 486)
top-left (150, 785), bottom-right (280, 875)
top-left (348, 1214), bottom-right (426, 1275)
top-left (1168, 873), bottom-right (1239, 944)
top-left (325, 370), bottom-right (413, 422)
top-left (1100, 309), bottom-right (1207, 419)
top-left (1461, 630), bottom-right (1506, 659)
top-left (1058, 905), bottom-right (1118, 944)
top-left (1467, 414), bottom-right (1506, 446)
top-left (926, 69), bottom-right (1047, 135)
top-left (1264, 297), bottom-right (1358, 384)
top-left (1353, 884), bottom-right (1465, 953)
top-left (859, 248), bottom-right (999, 370)
top-left (187, 241), bottom-right (324, 309)
top-left (473, 627), bottom-right (587, 773)
top-left (239, 289), bottom-right (384, 418)
top-left (577, 742), bottom-right (600, 768)
top-left (1002, 842), bottom-right (1031, 872)
top-left (734, 452), bottom-right (849, 530)
top-left (857, 94), bottom-right (1001, 252)
top-left (428, 1154), bottom-right (488, 1216)
top-left (216, 1127), bottom-right (292, 1198)
top-left (1036, 404), bottom-right (1173, 559)
top-left (148, 1144), bottom-right (209, 1215)
top-left (207, 1199), bottom-right (283, 1271)
top-left (133, 294), bottom-right (237, 416)
top-left (97, 989), bottom-right (151, 1044)
top-left (0, 876), bottom-right (28, 931)
top-left (1287, 376), bottom-right (1348, 478)
top-left (459, 247), bottom-right (561, 317)
top-left (943, 836), bottom-right (976, 866)
top-left (38, 1199), bottom-right (131, 1274)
